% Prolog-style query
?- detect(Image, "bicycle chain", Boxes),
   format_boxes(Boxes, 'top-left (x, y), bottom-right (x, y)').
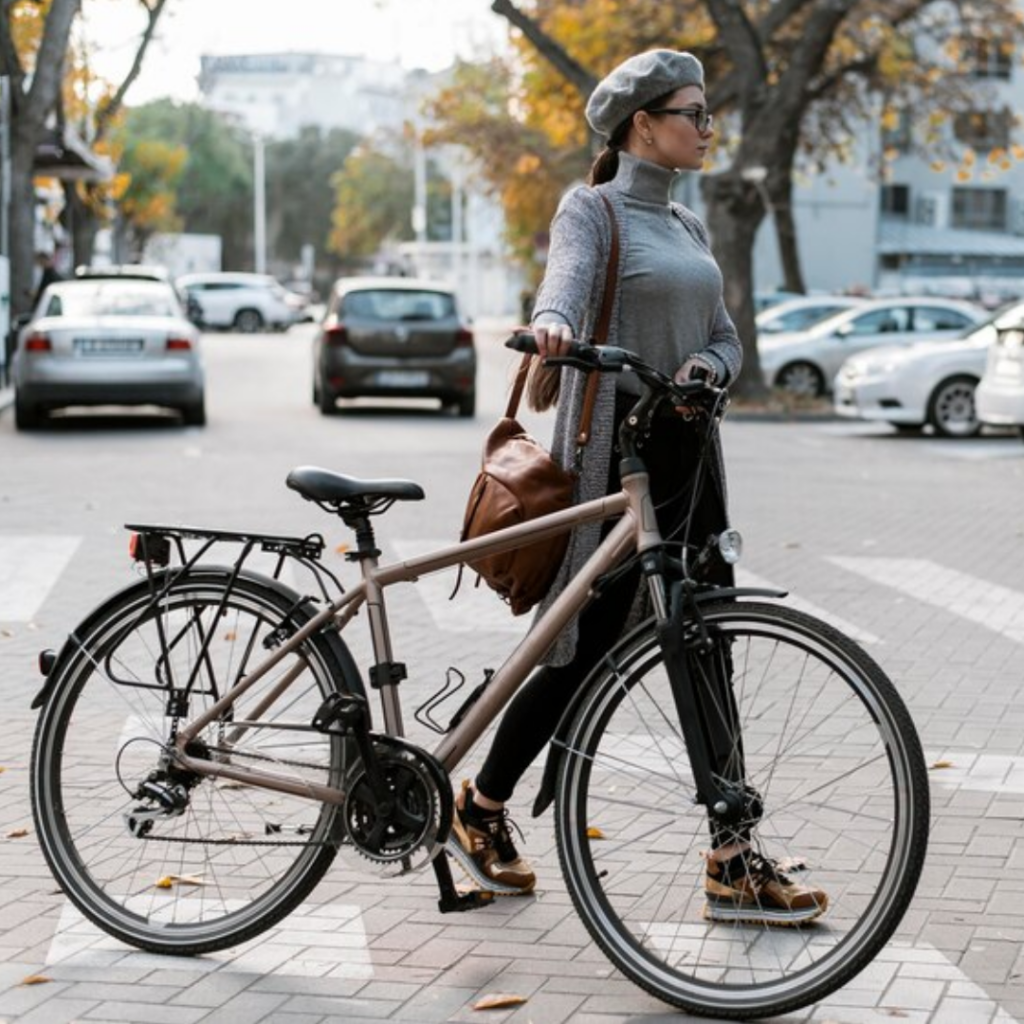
top-left (137, 741), bottom-right (345, 849)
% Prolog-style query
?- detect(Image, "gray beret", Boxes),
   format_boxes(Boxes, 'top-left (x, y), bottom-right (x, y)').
top-left (585, 50), bottom-right (704, 139)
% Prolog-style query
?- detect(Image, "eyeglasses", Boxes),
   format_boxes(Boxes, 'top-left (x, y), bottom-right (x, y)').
top-left (647, 107), bottom-right (714, 133)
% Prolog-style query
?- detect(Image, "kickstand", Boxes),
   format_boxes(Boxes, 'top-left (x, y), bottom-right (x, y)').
top-left (433, 847), bottom-right (494, 913)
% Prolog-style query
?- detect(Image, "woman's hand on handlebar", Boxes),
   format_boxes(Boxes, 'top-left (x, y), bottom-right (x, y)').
top-left (533, 322), bottom-right (574, 360)
top-left (673, 357), bottom-right (715, 417)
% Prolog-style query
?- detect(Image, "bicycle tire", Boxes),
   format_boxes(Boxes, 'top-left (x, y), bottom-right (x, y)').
top-left (32, 568), bottom-right (362, 955)
top-left (554, 600), bottom-right (929, 1019)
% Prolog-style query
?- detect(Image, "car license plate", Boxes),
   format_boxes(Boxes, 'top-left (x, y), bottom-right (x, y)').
top-left (376, 370), bottom-right (429, 387)
top-left (75, 338), bottom-right (145, 356)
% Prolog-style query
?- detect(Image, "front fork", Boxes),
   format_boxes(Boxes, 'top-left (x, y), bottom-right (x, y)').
top-left (654, 579), bottom-right (761, 841)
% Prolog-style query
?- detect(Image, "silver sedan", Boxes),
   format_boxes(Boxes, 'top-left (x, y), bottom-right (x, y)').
top-left (12, 279), bottom-right (206, 430)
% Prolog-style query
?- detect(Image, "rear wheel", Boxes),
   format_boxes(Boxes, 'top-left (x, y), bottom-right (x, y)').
top-left (455, 393), bottom-right (475, 418)
top-left (32, 570), bottom-right (361, 955)
top-left (555, 602), bottom-right (929, 1019)
top-left (233, 308), bottom-right (264, 333)
top-left (318, 383), bottom-right (337, 415)
top-left (14, 391), bottom-right (43, 430)
top-left (774, 361), bottom-right (824, 398)
top-left (927, 375), bottom-right (979, 438)
top-left (181, 397), bottom-right (207, 427)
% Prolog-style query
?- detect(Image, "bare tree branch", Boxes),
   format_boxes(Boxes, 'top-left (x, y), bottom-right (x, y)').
top-left (703, 0), bottom-right (768, 87)
top-left (93, 0), bottom-right (168, 142)
top-left (23, 0), bottom-right (80, 126)
top-left (490, 0), bottom-right (597, 96)
top-left (0, 0), bottom-right (26, 89)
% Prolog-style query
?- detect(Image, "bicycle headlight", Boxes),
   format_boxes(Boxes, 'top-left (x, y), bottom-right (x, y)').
top-left (717, 529), bottom-right (743, 565)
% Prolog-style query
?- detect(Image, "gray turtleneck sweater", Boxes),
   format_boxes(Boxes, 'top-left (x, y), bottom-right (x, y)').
top-left (528, 151), bottom-right (742, 666)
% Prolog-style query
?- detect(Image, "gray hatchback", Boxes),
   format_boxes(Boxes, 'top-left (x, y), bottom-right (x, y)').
top-left (312, 278), bottom-right (476, 417)
top-left (12, 278), bottom-right (206, 430)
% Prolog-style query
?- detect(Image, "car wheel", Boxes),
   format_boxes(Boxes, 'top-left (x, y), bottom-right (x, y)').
top-left (234, 308), bottom-right (265, 333)
top-left (181, 398), bottom-right (207, 427)
top-left (927, 375), bottom-right (979, 438)
top-left (1018, 426), bottom-right (1024, 445)
top-left (318, 385), bottom-right (337, 415)
top-left (456, 393), bottom-right (476, 418)
top-left (14, 392), bottom-right (43, 431)
top-left (774, 361), bottom-right (824, 397)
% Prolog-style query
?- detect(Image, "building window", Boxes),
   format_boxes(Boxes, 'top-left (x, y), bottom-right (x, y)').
top-left (965, 38), bottom-right (1012, 80)
top-left (953, 108), bottom-right (1011, 150)
top-left (880, 184), bottom-right (911, 217)
top-left (952, 187), bottom-right (1007, 231)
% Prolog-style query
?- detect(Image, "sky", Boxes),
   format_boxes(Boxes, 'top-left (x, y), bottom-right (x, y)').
top-left (80, 0), bottom-right (510, 104)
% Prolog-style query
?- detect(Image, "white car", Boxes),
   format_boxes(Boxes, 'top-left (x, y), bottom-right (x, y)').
top-left (759, 297), bottom-right (986, 396)
top-left (976, 304), bottom-right (1024, 442)
top-left (756, 295), bottom-right (866, 336)
top-left (177, 272), bottom-right (306, 333)
top-left (833, 303), bottom-right (1024, 437)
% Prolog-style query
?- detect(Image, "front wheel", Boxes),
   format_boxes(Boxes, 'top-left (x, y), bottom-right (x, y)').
top-left (927, 375), bottom-right (979, 438)
top-left (555, 601), bottom-right (929, 1019)
top-left (32, 569), bottom-right (363, 955)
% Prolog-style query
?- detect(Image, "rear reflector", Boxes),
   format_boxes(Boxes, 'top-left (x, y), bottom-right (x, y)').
top-left (324, 326), bottom-right (349, 347)
top-left (455, 327), bottom-right (474, 348)
top-left (166, 337), bottom-right (193, 351)
top-left (24, 333), bottom-right (51, 352)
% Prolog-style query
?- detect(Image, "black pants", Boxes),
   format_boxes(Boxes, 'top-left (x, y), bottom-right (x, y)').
top-left (476, 402), bottom-right (733, 802)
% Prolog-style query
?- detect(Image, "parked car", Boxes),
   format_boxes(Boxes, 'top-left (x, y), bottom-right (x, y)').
top-left (312, 277), bottom-right (476, 416)
top-left (833, 301), bottom-right (1024, 437)
top-left (759, 297), bottom-right (986, 396)
top-left (176, 272), bottom-right (306, 332)
top-left (756, 295), bottom-right (866, 336)
top-left (12, 277), bottom-right (206, 430)
top-left (76, 264), bottom-right (205, 324)
top-left (976, 304), bottom-right (1024, 442)
top-left (754, 289), bottom-right (804, 314)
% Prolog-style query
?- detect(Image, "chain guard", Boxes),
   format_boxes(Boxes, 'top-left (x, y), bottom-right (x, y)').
top-left (342, 735), bottom-right (452, 868)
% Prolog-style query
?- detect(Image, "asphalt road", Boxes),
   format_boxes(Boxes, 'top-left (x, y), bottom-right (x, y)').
top-left (1, 321), bottom-right (1023, 1023)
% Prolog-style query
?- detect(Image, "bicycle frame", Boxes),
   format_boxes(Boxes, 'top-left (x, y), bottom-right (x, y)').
top-left (170, 466), bottom-right (663, 804)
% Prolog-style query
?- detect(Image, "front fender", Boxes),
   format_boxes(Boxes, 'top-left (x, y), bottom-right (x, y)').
top-left (529, 586), bottom-right (786, 818)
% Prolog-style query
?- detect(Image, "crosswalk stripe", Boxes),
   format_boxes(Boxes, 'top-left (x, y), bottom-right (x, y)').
top-left (0, 535), bottom-right (81, 622)
top-left (47, 900), bottom-right (373, 979)
top-left (828, 556), bottom-right (1024, 645)
top-left (736, 569), bottom-right (881, 645)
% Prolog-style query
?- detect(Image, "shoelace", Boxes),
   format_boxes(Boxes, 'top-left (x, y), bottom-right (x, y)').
top-left (482, 810), bottom-right (525, 863)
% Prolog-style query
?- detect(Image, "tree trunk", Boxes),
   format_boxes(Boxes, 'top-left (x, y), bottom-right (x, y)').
top-left (10, 138), bottom-right (39, 317)
top-left (61, 182), bottom-right (101, 268)
top-left (700, 171), bottom-right (768, 401)
top-left (770, 174), bottom-right (805, 294)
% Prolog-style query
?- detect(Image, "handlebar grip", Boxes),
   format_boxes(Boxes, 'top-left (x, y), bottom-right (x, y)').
top-left (505, 330), bottom-right (539, 354)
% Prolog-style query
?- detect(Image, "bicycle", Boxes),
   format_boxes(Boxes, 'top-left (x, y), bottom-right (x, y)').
top-left (29, 333), bottom-right (929, 1020)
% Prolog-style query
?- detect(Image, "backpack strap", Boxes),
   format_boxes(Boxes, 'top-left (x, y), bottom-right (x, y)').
top-left (577, 192), bottom-right (620, 447)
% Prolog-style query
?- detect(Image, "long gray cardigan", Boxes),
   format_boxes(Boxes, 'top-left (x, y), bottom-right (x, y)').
top-left (532, 179), bottom-right (744, 667)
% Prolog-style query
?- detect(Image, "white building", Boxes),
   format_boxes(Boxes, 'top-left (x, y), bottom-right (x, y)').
top-left (752, 37), bottom-right (1024, 304)
top-left (197, 52), bottom-right (409, 140)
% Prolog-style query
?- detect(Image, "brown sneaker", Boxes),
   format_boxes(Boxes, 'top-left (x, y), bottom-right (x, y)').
top-left (704, 850), bottom-right (828, 926)
top-left (447, 781), bottom-right (536, 895)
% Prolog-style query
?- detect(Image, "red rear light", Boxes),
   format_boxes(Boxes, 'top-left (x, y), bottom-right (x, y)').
top-left (24, 332), bottom-right (51, 352)
top-left (166, 337), bottom-right (193, 351)
top-left (455, 327), bottom-right (474, 349)
top-left (324, 326), bottom-right (349, 347)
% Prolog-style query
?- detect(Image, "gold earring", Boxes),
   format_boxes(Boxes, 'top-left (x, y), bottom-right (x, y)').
top-left (645, 137), bottom-right (654, 145)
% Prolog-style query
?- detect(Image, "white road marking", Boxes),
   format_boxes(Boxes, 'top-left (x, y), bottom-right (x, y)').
top-left (828, 556), bottom-right (1024, 646)
top-left (0, 535), bottom-right (81, 621)
top-left (391, 538), bottom-right (529, 634)
top-left (927, 751), bottom-right (1024, 794)
top-left (47, 900), bottom-right (373, 979)
top-left (736, 569), bottom-right (881, 644)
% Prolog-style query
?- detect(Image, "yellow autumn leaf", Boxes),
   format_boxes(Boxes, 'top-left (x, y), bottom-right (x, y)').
top-left (930, 161), bottom-right (946, 173)
top-left (474, 993), bottom-right (528, 1010)
top-left (930, 760), bottom-right (954, 769)
top-left (20, 975), bottom-right (51, 986)
top-left (223, 631), bottom-right (237, 641)
top-left (880, 108), bottom-right (900, 132)
top-left (1013, 145), bottom-right (1024, 160)
top-left (956, 170), bottom-right (972, 182)
top-left (586, 826), bottom-right (606, 839)
top-left (6, 828), bottom-right (29, 839)
top-left (154, 876), bottom-right (174, 889)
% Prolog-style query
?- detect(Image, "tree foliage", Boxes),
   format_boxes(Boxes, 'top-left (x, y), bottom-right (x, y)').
top-left (432, 0), bottom-right (1024, 396)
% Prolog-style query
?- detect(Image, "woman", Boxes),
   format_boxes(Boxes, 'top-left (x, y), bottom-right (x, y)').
top-left (451, 50), bottom-right (826, 925)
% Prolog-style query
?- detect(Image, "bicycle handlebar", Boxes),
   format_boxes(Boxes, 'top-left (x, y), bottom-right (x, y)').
top-left (505, 330), bottom-right (725, 411)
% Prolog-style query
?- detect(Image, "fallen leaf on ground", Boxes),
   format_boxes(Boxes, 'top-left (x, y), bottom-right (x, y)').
top-left (5, 828), bottom-right (29, 839)
top-left (586, 826), bottom-right (606, 839)
top-left (20, 975), bottom-right (51, 986)
top-left (885, 1011), bottom-right (909, 1018)
top-left (155, 873), bottom-right (207, 889)
top-left (930, 760), bottom-right (954, 770)
top-left (0, 766), bottom-right (6, 774)
top-left (223, 630), bottom-right (237, 641)
top-left (474, 993), bottom-right (528, 1010)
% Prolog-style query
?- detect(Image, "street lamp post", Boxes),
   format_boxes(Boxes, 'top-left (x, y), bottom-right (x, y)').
top-left (253, 132), bottom-right (266, 274)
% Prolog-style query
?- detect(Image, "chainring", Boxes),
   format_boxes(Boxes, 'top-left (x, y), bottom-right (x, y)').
top-left (342, 736), bottom-right (452, 868)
